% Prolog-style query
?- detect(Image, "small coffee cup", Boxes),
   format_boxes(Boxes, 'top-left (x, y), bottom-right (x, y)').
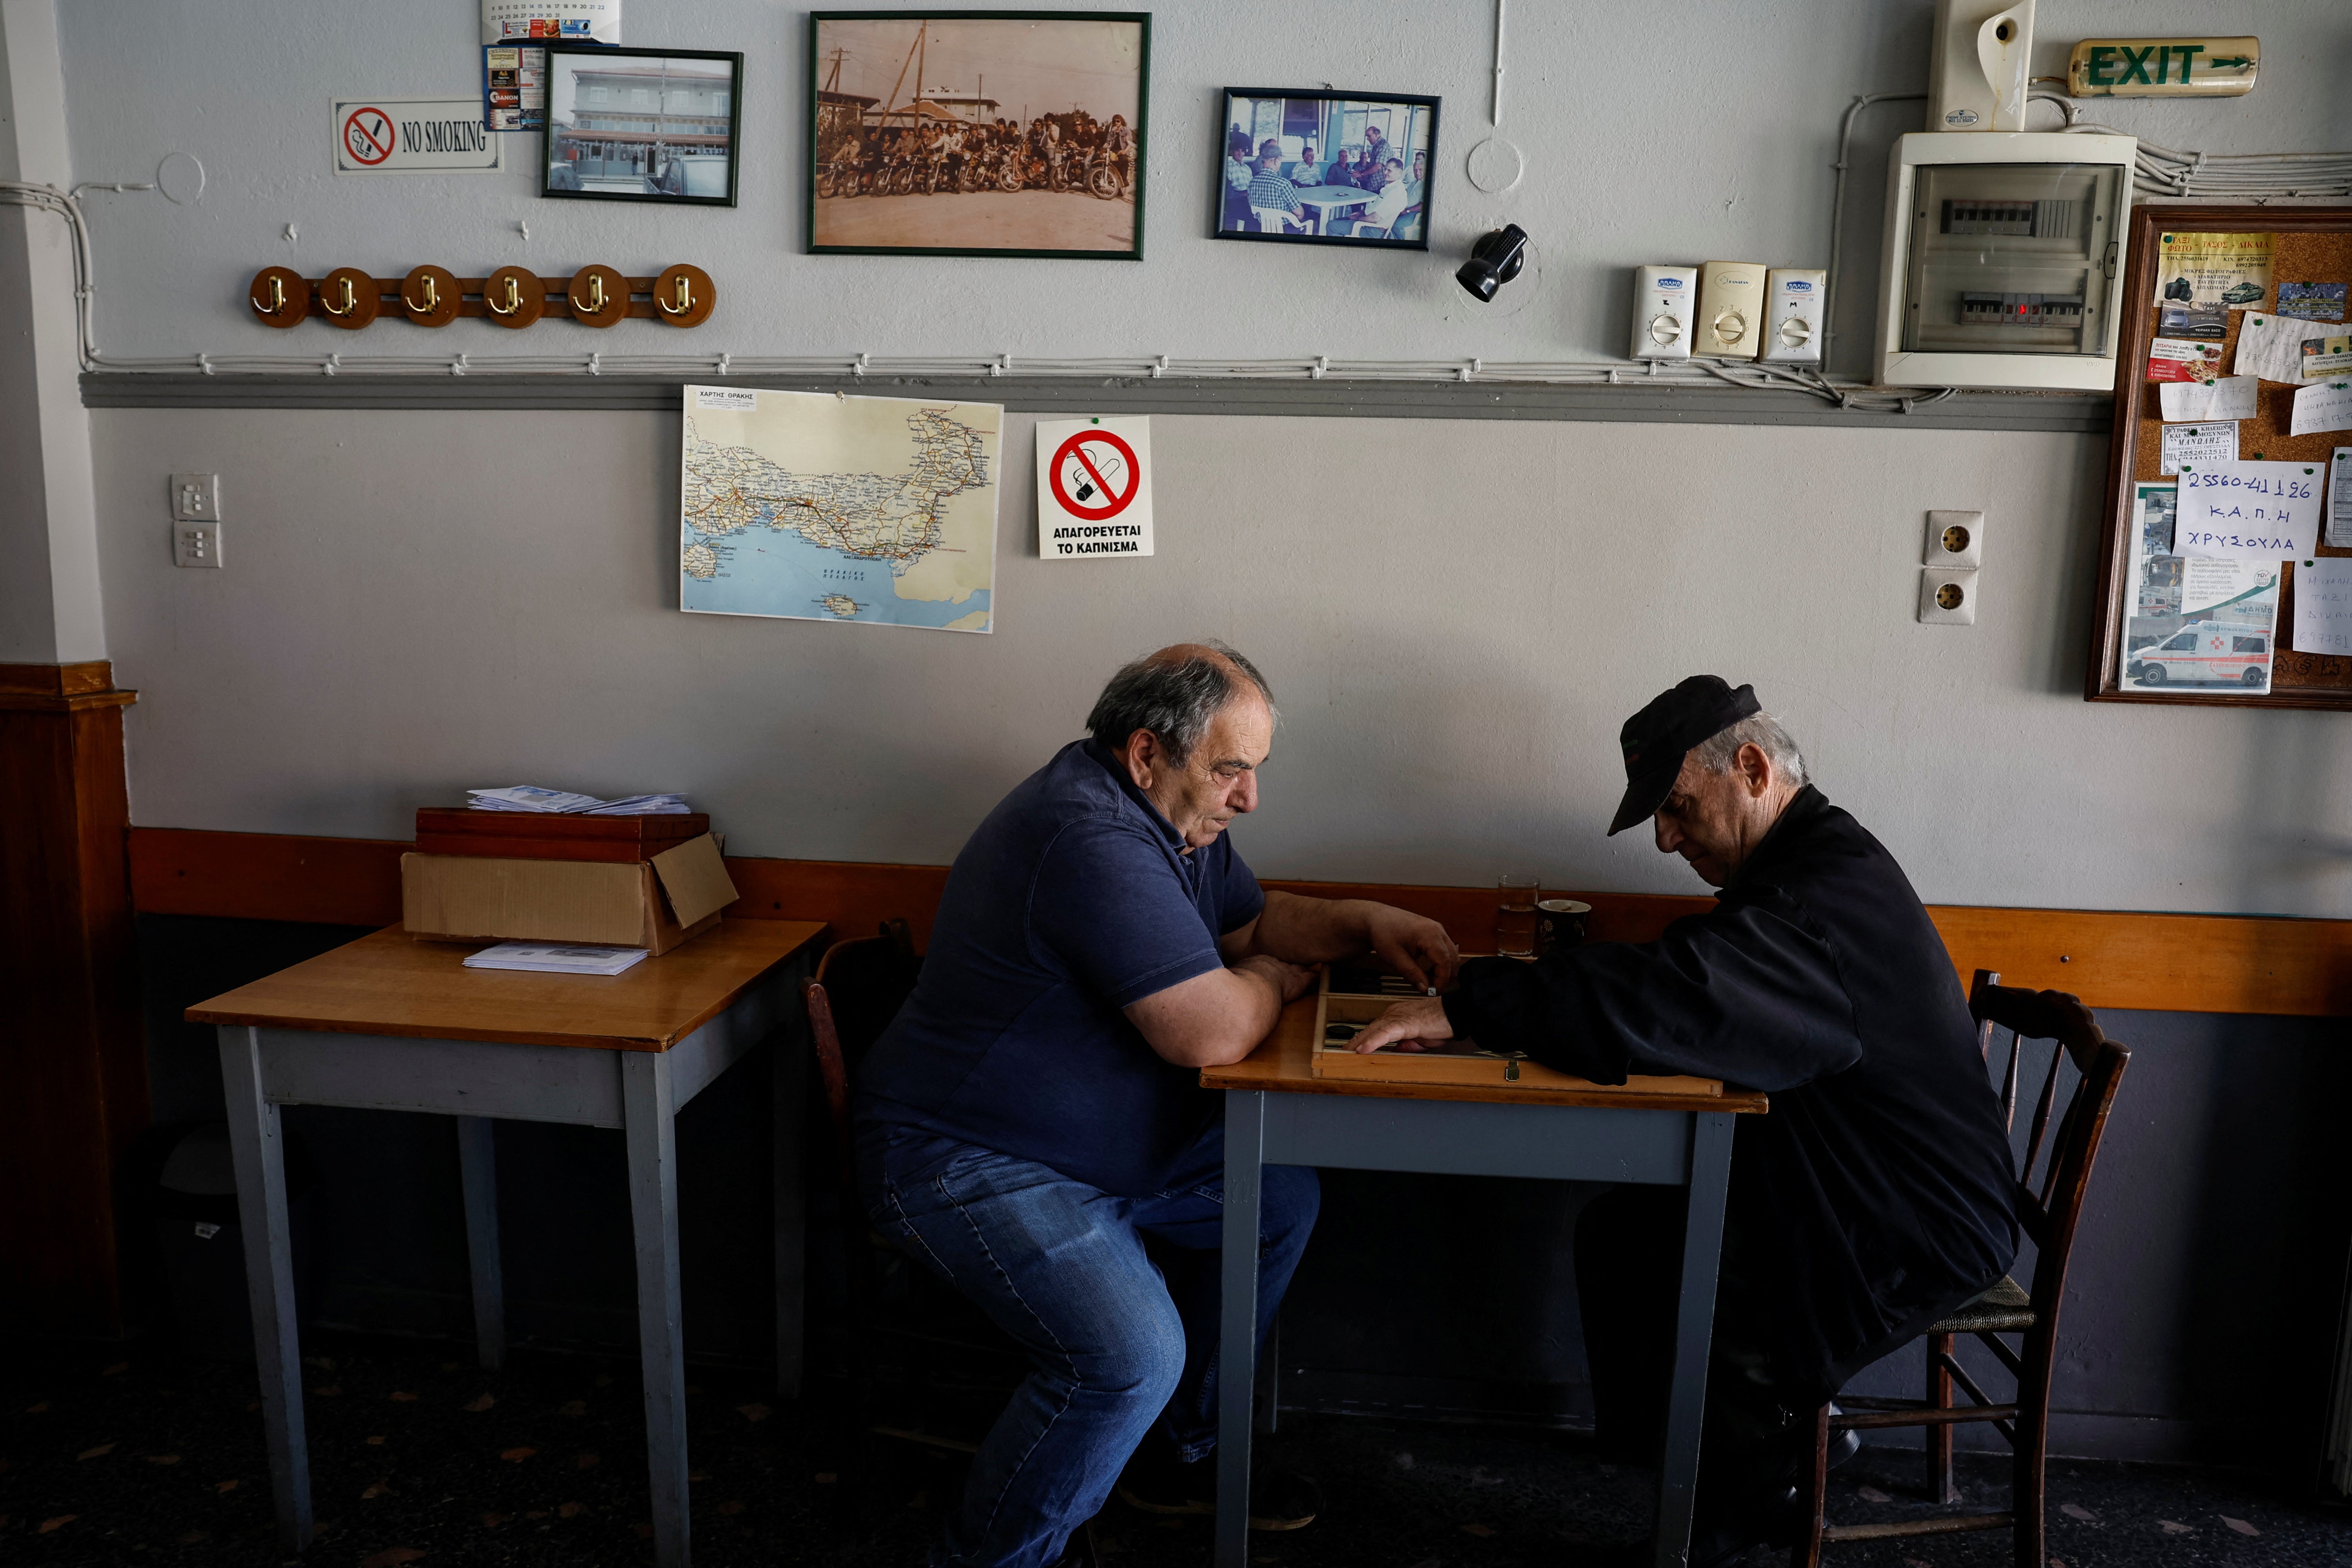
top-left (1534, 898), bottom-right (1590, 956)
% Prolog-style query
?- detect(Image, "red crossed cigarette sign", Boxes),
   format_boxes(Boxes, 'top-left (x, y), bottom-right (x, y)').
top-left (343, 106), bottom-right (396, 166)
top-left (1048, 428), bottom-right (1141, 520)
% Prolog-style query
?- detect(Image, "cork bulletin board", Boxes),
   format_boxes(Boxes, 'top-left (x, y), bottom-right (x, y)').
top-left (2088, 204), bottom-right (2352, 709)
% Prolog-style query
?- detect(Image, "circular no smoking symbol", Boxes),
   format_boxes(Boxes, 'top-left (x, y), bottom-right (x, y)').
top-left (343, 107), bottom-right (396, 166)
top-left (1049, 429), bottom-right (1140, 521)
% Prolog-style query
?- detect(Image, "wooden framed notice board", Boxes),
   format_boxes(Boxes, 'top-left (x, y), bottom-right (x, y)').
top-left (2088, 203), bottom-right (2352, 709)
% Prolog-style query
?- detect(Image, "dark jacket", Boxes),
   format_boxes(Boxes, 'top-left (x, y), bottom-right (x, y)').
top-left (1440, 785), bottom-right (2017, 1401)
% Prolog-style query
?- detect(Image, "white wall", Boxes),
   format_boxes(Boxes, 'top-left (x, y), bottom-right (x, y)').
top-left (51, 0), bottom-right (2352, 371)
top-left (94, 406), bottom-right (2352, 916)
top-left (52, 1), bottom-right (2352, 919)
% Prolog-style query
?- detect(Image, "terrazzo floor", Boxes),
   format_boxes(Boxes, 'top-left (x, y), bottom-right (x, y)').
top-left (6, 1333), bottom-right (2347, 1567)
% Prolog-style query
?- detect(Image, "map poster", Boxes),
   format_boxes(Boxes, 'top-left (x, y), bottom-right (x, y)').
top-left (679, 386), bottom-right (1002, 632)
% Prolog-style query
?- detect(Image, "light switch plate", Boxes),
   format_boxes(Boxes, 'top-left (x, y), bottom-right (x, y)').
top-left (171, 473), bottom-right (221, 521)
top-left (1918, 566), bottom-right (1977, 624)
top-left (1926, 509), bottom-right (1985, 567)
top-left (173, 521), bottom-right (223, 568)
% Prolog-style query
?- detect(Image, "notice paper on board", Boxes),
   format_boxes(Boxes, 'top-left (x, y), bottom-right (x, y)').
top-left (2292, 559), bottom-right (2352, 655)
top-left (2158, 375), bottom-right (2257, 422)
top-left (2332, 448), bottom-right (2352, 548)
top-left (2160, 423), bottom-right (2236, 475)
top-left (2232, 314), bottom-right (2326, 384)
top-left (2175, 459), bottom-right (2325, 559)
top-left (2291, 382), bottom-right (2352, 438)
top-left (2148, 338), bottom-right (2224, 382)
top-left (2277, 282), bottom-right (2347, 323)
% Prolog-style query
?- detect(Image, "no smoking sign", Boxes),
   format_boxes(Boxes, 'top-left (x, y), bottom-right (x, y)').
top-left (1036, 417), bottom-right (1154, 560)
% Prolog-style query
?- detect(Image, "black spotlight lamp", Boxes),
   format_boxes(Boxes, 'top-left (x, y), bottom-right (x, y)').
top-left (1456, 224), bottom-right (1528, 303)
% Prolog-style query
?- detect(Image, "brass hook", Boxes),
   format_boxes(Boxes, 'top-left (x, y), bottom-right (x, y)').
top-left (572, 272), bottom-right (606, 314)
top-left (658, 273), bottom-right (694, 316)
top-left (253, 274), bottom-right (286, 314)
top-left (321, 275), bottom-right (357, 317)
top-left (486, 274), bottom-right (522, 316)
top-left (405, 273), bottom-right (439, 313)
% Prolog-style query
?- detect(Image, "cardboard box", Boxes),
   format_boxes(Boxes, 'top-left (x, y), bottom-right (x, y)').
top-left (413, 806), bottom-right (712, 864)
top-left (401, 832), bottom-right (739, 955)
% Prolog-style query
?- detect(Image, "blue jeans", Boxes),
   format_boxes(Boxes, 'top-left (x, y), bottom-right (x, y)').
top-left (860, 1118), bottom-right (1319, 1568)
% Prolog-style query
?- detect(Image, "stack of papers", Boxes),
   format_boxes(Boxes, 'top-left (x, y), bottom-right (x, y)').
top-left (467, 786), bottom-right (691, 815)
top-left (463, 941), bottom-right (649, 976)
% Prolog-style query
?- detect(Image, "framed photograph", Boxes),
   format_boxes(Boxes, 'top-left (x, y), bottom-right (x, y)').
top-left (541, 45), bottom-right (743, 205)
top-left (808, 11), bottom-right (1149, 260)
top-left (1213, 89), bottom-right (1437, 249)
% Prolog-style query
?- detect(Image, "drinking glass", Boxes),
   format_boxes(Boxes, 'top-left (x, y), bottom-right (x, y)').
top-left (1495, 873), bottom-right (1541, 957)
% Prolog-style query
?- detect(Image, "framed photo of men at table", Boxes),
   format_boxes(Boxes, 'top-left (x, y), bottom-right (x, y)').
top-left (1213, 89), bottom-right (1437, 249)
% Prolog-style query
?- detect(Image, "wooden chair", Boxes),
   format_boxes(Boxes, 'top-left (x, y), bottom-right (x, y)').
top-left (1791, 970), bottom-right (2131, 1568)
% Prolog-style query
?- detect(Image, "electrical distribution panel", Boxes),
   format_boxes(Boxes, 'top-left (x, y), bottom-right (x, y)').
top-left (1697, 260), bottom-right (1766, 360)
top-left (1761, 269), bottom-right (1828, 363)
top-left (1877, 132), bottom-right (2136, 390)
top-left (1631, 265), bottom-right (1697, 360)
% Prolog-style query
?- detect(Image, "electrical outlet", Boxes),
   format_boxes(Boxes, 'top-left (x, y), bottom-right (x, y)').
top-left (1926, 508), bottom-right (1985, 567)
top-left (171, 472), bottom-right (221, 521)
top-left (174, 521), bottom-right (223, 568)
top-left (1918, 566), bottom-right (1977, 624)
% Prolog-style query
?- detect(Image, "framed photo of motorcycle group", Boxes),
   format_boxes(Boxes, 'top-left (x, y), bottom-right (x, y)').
top-left (806, 11), bottom-right (1150, 260)
top-left (1213, 90), bottom-right (1437, 249)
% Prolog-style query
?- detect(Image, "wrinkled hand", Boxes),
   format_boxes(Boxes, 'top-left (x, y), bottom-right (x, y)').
top-left (1349, 996), bottom-right (1455, 1054)
top-left (1363, 906), bottom-right (1459, 993)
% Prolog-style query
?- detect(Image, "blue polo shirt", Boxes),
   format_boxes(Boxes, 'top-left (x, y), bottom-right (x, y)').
top-left (856, 739), bottom-right (1266, 1196)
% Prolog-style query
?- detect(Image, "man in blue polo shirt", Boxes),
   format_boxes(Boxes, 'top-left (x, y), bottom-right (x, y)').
top-left (857, 642), bottom-right (1457, 1568)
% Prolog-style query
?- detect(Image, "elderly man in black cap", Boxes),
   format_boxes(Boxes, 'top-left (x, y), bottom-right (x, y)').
top-left (1349, 677), bottom-right (2019, 1565)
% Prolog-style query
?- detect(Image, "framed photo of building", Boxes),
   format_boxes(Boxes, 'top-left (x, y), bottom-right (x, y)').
top-left (808, 11), bottom-right (1149, 260)
top-left (542, 45), bottom-right (743, 205)
top-left (1214, 89), bottom-right (1437, 249)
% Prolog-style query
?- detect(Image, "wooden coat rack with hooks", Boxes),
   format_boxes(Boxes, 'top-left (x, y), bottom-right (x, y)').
top-left (247, 263), bottom-right (716, 330)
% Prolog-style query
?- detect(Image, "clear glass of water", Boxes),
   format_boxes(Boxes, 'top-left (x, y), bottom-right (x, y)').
top-left (1495, 873), bottom-right (1541, 957)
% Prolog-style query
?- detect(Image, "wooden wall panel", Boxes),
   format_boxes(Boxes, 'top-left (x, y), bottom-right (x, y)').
top-left (0, 662), bottom-right (145, 1335)
top-left (122, 828), bottom-right (2352, 1018)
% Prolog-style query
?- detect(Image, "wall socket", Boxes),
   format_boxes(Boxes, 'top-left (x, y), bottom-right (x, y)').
top-left (1925, 508), bottom-right (1984, 568)
top-left (1918, 566), bottom-right (1977, 624)
top-left (174, 521), bottom-right (223, 568)
top-left (171, 472), bottom-right (221, 521)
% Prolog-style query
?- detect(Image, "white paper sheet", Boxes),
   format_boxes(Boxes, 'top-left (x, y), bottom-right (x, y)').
top-left (2289, 381), bottom-right (2352, 438)
top-left (2332, 448), bottom-right (2352, 549)
top-left (481, 0), bottom-right (619, 44)
top-left (2158, 375), bottom-right (2258, 422)
top-left (2174, 459), bottom-right (2326, 559)
top-left (2292, 558), bottom-right (2352, 655)
top-left (2160, 422), bottom-right (2236, 475)
top-left (2232, 313), bottom-right (2325, 383)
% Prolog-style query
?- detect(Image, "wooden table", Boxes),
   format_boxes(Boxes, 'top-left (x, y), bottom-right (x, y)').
top-left (186, 919), bottom-right (828, 1568)
top-left (1292, 185), bottom-right (1373, 234)
top-left (1200, 996), bottom-right (1769, 1568)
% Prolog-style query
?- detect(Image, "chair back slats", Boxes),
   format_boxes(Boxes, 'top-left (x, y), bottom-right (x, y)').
top-left (1966, 970), bottom-right (2131, 1322)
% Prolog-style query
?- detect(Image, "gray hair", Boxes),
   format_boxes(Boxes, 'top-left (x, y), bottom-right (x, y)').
top-left (1087, 641), bottom-right (1277, 765)
top-left (1690, 712), bottom-right (1808, 788)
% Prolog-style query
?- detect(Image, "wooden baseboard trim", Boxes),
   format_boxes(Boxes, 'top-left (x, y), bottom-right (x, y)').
top-left (123, 828), bottom-right (2352, 1017)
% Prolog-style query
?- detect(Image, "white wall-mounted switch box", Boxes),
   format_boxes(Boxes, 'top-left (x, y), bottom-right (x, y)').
top-left (1926, 508), bottom-right (1985, 567)
top-left (1631, 265), bottom-right (1698, 360)
top-left (174, 521), bottom-right (223, 568)
top-left (1697, 261), bottom-right (1766, 360)
top-left (171, 473), bottom-right (221, 521)
top-left (1760, 268), bottom-right (1828, 363)
top-left (1927, 0), bottom-right (2034, 132)
top-left (1918, 566), bottom-right (1978, 624)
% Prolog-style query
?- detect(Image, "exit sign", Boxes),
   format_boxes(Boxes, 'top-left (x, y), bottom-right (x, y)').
top-left (2068, 37), bottom-right (2258, 98)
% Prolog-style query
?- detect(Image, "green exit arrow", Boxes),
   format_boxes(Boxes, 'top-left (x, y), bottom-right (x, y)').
top-left (2209, 56), bottom-right (2252, 69)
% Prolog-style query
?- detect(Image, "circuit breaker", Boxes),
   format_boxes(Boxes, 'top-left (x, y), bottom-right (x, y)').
top-left (1877, 131), bottom-right (2136, 390)
top-left (1631, 265), bottom-right (1697, 360)
top-left (1760, 269), bottom-right (1828, 363)
top-left (1697, 261), bottom-right (1766, 360)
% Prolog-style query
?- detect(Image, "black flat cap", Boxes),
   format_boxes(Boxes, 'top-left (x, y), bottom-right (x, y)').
top-left (1607, 676), bottom-right (1762, 835)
